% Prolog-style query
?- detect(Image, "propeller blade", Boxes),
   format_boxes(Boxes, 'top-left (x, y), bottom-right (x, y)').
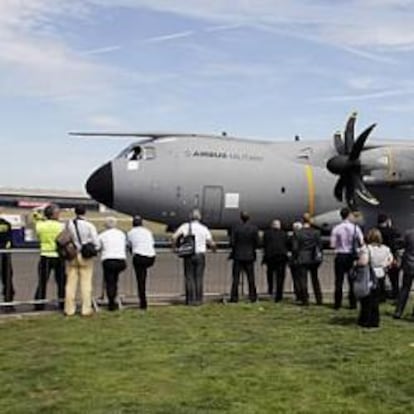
top-left (344, 112), bottom-right (357, 154)
top-left (349, 123), bottom-right (376, 161)
top-left (345, 175), bottom-right (356, 208)
top-left (333, 131), bottom-right (345, 155)
top-left (334, 176), bottom-right (345, 201)
top-left (354, 176), bottom-right (380, 206)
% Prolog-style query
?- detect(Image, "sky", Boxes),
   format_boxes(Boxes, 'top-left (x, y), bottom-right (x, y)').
top-left (2, 0), bottom-right (414, 192)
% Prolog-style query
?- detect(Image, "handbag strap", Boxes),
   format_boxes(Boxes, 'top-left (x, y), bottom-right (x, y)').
top-left (73, 219), bottom-right (83, 245)
top-left (188, 221), bottom-right (192, 236)
top-left (352, 224), bottom-right (357, 245)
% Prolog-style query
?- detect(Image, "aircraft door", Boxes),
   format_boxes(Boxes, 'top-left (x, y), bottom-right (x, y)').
top-left (202, 186), bottom-right (223, 226)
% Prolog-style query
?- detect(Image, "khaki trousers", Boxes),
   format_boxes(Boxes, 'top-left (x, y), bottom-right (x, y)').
top-left (64, 254), bottom-right (94, 316)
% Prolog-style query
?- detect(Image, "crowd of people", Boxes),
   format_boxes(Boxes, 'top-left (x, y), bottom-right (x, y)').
top-left (0, 205), bottom-right (413, 328)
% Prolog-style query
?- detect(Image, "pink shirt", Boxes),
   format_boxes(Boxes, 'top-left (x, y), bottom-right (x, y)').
top-left (330, 220), bottom-right (364, 253)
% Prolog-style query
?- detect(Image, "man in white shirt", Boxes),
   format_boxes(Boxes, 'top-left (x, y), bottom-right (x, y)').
top-left (173, 210), bottom-right (216, 305)
top-left (98, 217), bottom-right (127, 311)
top-left (127, 216), bottom-right (155, 310)
top-left (64, 205), bottom-right (100, 316)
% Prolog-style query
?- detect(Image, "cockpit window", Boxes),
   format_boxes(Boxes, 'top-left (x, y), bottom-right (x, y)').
top-left (127, 146), bottom-right (142, 161)
top-left (143, 146), bottom-right (156, 160)
top-left (117, 145), bottom-right (156, 161)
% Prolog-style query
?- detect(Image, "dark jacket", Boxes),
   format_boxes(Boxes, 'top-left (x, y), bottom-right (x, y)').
top-left (231, 222), bottom-right (259, 262)
top-left (0, 218), bottom-right (12, 249)
top-left (263, 228), bottom-right (288, 262)
top-left (402, 229), bottom-right (414, 273)
top-left (292, 227), bottom-right (322, 266)
top-left (378, 225), bottom-right (402, 255)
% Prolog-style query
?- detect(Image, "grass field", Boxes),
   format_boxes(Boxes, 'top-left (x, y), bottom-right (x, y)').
top-left (0, 302), bottom-right (413, 414)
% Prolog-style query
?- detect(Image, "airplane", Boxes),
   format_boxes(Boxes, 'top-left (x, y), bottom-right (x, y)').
top-left (72, 112), bottom-right (414, 232)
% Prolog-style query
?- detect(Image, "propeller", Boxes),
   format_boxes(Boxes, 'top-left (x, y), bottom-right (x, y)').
top-left (326, 112), bottom-right (379, 208)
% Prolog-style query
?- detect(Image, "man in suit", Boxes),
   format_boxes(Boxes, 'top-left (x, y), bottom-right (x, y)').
top-left (230, 211), bottom-right (259, 303)
top-left (393, 227), bottom-right (414, 319)
top-left (292, 214), bottom-right (323, 305)
top-left (262, 219), bottom-right (288, 301)
top-left (377, 214), bottom-right (402, 300)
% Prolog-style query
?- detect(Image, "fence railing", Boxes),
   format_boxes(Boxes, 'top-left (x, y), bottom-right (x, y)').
top-left (0, 248), bottom-right (343, 311)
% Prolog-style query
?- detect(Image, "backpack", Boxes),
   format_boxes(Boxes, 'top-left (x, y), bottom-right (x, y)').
top-left (56, 228), bottom-right (78, 260)
top-left (175, 222), bottom-right (195, 258)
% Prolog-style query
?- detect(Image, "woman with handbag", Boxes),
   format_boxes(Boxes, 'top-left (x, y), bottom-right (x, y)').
top-left (366, 228), bottom-right (394, 302)
top-left (355, 229), bottom-right (393, 328)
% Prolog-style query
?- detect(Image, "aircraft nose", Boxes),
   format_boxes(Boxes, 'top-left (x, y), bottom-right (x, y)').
top-left (86, 162), bottom-right (113, 208)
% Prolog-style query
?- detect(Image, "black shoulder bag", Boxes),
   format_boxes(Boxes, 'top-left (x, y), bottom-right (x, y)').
top-left (74, 219), bottom-right (98, 259)
top-left (176, 222), bottom-right (195, 258)
top-left (351, 224), bottom-right (361, 261)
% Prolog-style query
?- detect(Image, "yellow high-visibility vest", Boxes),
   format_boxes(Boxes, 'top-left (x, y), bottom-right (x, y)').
top-left (36, 220), bottom-right (64, 257)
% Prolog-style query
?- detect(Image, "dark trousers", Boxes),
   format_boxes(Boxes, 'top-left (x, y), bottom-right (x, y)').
top-left (183, 254), bottom-right (205, 305)
top-left (358, 288), bottom-right (380, 328)
top-left (377, 277), bottom-right (386, 302)
top-left (1, 253), bottom-right (14, 302)
top-left (266, 258), bottom-right (287, 301)
top-left (395, 270), bottom-right (413, 317)
top-left (289, 264), bottom-right (300, 301)
top-left (34, 256), bottom-right (65, 310)
top-left (296, 265), bottom-right (309, 305)
top-left (297, 264), bottom-right (323, 305)
top-left (230, 260), bottom-right (257, 303)
top-left (133, 254), bottom-right (155, 309)
top-left (334, 254), bottom-right (356, 309)
top-left (102, 259), bottom-right (126, 310)
top-left (387, 265), bottom-right (400, 299)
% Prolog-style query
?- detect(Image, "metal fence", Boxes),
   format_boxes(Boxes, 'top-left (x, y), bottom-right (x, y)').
top-left (0, 248), bottom-right (342, 311)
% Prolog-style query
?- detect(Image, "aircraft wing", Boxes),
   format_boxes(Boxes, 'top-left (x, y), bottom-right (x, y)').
top-left (68, 131), bottom-right (276, 144)
top-left (69, 132), bottom-right (218, 138)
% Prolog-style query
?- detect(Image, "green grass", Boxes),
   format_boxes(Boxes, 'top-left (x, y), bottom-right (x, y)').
top-left (0, 302), bottom-right (413, 414)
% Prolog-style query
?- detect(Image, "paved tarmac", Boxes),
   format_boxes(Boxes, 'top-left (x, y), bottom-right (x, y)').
top-left (1, 249), bottom-right (340, 309)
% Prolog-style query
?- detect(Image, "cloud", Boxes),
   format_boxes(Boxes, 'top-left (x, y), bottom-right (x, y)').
top-left (315, 88), bottom-right (414, 102)
top-left (0, 1), bottom-right (111, 101)
top-left (89, 0), bottom-right (414, 50)
top-left (379, 101), bottom-right (414, 113)
top-left (80, 45), bottom-right (122, 56)
top-left (347, 77), bottom-right (378, 91)
top-left (0, 0), bottom-right (172, 111)
top-left (204, 23), bottom-right (244, 33)
top-left (0, 0), bottom-right (411, 105)
top-left (86, 114), bottom-right (125, 128)
top-left (254, 23), bottom-right (398, 64)
top-left (198, 62), bottom-right (276, 79)
top-left (143, 30), bottom-right (195, 44)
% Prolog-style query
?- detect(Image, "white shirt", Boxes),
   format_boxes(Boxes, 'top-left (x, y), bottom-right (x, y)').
top-left (173, 221), bottom-right (213, 254)
top-left (98, 228), bottom-right (127, 261)
top-left (67, 217), bottom-right (99, 251)
top-left (127, 227), bottom-right (155, 257)
top-left (367, 244), bottom-right (393, 278)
